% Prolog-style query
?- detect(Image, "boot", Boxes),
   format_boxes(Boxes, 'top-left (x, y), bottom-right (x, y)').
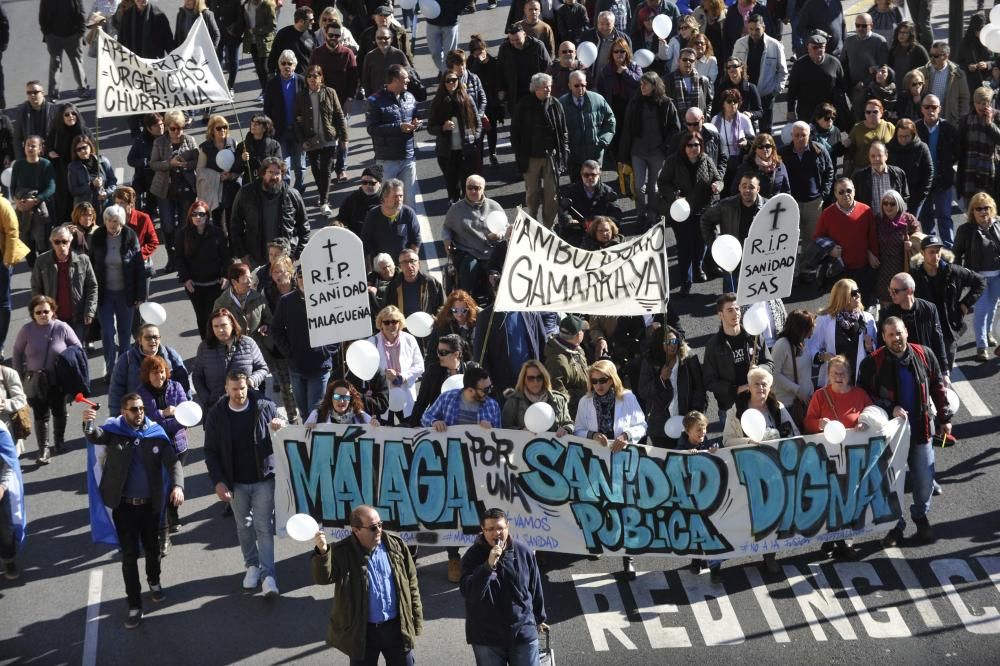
top-left (162, 244), bottom-right (178, 273)
top-left (37, 445), bottom-right (51, 465)
top-left (158, 528), bottom-right (171, 558)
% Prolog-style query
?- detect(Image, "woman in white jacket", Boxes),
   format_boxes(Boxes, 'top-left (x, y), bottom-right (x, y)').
top-left (369, 305), bottom-right (424, 424)
top-left (807, 278), bottom-right (877, 386)
top-left (574, 359), bottom-right (647, 580)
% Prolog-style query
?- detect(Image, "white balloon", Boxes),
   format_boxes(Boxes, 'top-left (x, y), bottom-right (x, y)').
top-left (419, 0), bottom-right (441, 19)
top-left (523, 402), bottom-right (556, 433)
top-left (740, 409), bottom-right (767, 442)
top-left (174, 400), bottom-right (203, 427)
top-left (992, 6), bottom-right (1000, 24)
top-left (485, 210), bottom-right (508, 236)
top-left (664, 415), bottom-right (685, 439)
top-left (441, 373), bottom-right (464, 393)
top-left (711, 235), bottom-right (743, 273)
top-left (986, 29), bottom-right (1000, 53)
top-left (405, 311), bottom-right (434, 338)
top-left (982, 22), bottom-right (1000, 50)
top-left (633, 49), bottom-right (655, 69)
top-left (780, 123), bottom-right (793, 146)
top-left (285, 513), bottom-right (319, 542)
top-left (138, 301), bottom-right (167, 326)
top-left (824, 420), bottom-right (847, 445)
top-left (0, 167), bottom-right (11, 188)
top-left (859, 405), bottom-right (889, 430)
top-left (388, 387), bottom-right (407, 412)
top-left (398, 0), bottom-right (417, 8)
top-left (945, 388), bottom-right (960, 414)
top-left (742, 302), bottom-right (769, 337)
top-left (577, 42), bottom-right (598, 67)
top-left (703, 122), bottom-right (717, 133)
top-left (670, 198), bottom-right (691, 222)
top-left (216, 148), bottom-right (235, 171)
top-left (652, 14), bottom-right (673, 39)
top-left (346, 340), bottom-right (380, 380)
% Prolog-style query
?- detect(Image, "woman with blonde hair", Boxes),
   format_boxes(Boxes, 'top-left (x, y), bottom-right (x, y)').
top-left (808, 278), bottom-right (877, 385)
top-left (957, 87), bottom-right (1000, 202)
top-left (692, 0), bottom-right (726, 57)
top-left (368, 305), bottom-right (424, 424)
top-left (502, 360), bottom-right (572, 434)
top-left (953, 192), bottom-right (1000, 360)
top-left (149, 109), bottom-right (198, 271)
top-left (195, 114), bottom-right (239, 226)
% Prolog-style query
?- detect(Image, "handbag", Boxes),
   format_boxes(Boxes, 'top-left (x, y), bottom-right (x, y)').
top-left (22, 334), bottom-right (52, 401)
top-left (9, 406), bottom-right (32, 441)
top-left (789, 346), bottom-right (808, 430)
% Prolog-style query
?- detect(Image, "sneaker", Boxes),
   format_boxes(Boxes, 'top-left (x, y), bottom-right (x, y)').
top-left (447, 558), bottom-right (461, 583)
top-left (831, 541), bottom-right (858, 560)
top-left (688, 559), bottom-right (705, 573)
top-left (976, 348), bottom-right (989, 362)
top-left (489, 153), bottom-right (498, 166)
top-left (242, 565), bottom-right (261, 591)
top-left (989, 334), bottom-right (997, 346)
top-left (320, 203), bottom-right (333, 217)
top-left (150, 584), bottom-right (166, 603)
top-left (487, 0), bottom-right (497, 7)
top-left (914, 516), bottom-right (934, 543)
top-left (262, 576), bottom-right (279, 598)
top-left (79, 87), bottom-right (93, 99)
top-left (124, 608), bottom-right (142, 629)
top-left (169, 522), bottom-right (182, 534)
top-left (933, 480), bottom-right (943, 496)
top-left (3, 560), bottom-right (19, 580)
top-left (882, 526), bottom-right (904, 547)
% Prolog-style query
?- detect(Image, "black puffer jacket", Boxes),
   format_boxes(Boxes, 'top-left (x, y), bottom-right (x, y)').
top-left (229, 182), bottom-right (309, 264)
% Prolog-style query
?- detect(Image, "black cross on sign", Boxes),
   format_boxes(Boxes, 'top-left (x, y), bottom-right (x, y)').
top-left (770, 202), bottom-right (787, 231)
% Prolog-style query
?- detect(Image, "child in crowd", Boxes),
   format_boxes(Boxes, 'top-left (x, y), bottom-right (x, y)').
top-left (680, 411), bottom-right (721, 453)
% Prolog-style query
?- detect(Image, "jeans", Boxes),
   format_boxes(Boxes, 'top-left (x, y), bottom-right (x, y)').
top-left (217, 39), bottom-right (241, 90)
top-left (279, 130), bottom-right (306, 192)
top-left (454, 250), bottom-right (486, 296)
top-left (98, 290), bottom-right (135, 378)
top-left (307, 146), bottom-right (337, 206)
top-left (351, 617), bottom-right (415, 666)
top-left (673, 219), bottom-right (705, 289)
top-left (230, 477), bottom-right (276, 579)
top-left (426, 23), bottom-right (460, 74)
top-left (471, 640), bottom-right (540, 666)
top-left (378, 159), bottom-right (417, 208)
top-left (290, 369), bottom-right (331, 421)
top-left (632, 153), bottom-right (665, 227)
top-left (897, 440), bottom-right (935, 530)
top-left (974, 272), bottom-right (1000, 349)
top-left (0, 265), bottom-right (11, 354)
top-left (112, 501), bottom-right (161, 609)
top-left (46, 33), bottom-right (87, 95)
top-left (918, 186), bottom-right (956, 248)
top-left (401, 10), bottom-right (418, 43)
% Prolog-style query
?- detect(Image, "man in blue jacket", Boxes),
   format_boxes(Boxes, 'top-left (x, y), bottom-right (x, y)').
top-left (366, 64), bottom-right (421, 208)
top-left (460, 507), bottom-right (548, 664)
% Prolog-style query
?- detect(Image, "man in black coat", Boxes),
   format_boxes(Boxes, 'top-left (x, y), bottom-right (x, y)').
top-left (511, 72), bottom-right (568, 228)
top-left (916, 95), bottom-right (961, 248)
top-left (38, 0), bottom-right (88, 100)
top-left (12, 82), bottom-right (56, 159)
top-left (555, 161), bottom-right (623, 247)
top-left (267, 6), bottom-right (317, 75)
top-left (497, 23), bottom-right (550, 111)
top-left (118, 0), bottom-right (175, 136)
top-left (83, 393), bottom-right (184, 629)
top-left (910, 236), bottom-right (985, 370)
top-left (786, 32), bottom-right (850, 129)
top-left (851, 142), bottom-right (910, 211)
top-left (262, 56), bottom-right (307, 192)
top-left (878, 272), bottom-right (949, 378)
top-left (230, 158), bottom-right (309, 267)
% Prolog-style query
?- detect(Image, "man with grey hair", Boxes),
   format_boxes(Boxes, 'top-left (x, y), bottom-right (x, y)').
top-left (917, 42), bottom-right (969, 125)
top-left (559, 70), bottom-right (616, 183)
top-left (579, 11), bottom-right (631, 86)
top-left (779, 121), bottom-right (833, 277)
top-left (878, 272), bottom-right (949, 374)
top-left (30, 224), bottom-right (98, 342)
top-left (842, 13), bottom-right (888, 114)
top-left (444, 175), bottom-right (506, 296)
top-left (360, 178), bottom-right (421, 270)
top-left (512, 72), bottom-right (568, 227)
top-left (262, 49), bottom-right (307, 193)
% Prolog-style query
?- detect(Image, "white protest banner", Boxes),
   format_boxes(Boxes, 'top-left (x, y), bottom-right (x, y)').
top-left (493, 209), bottom-right (669, 315)
top-left (273, 420), bottom-right (910, 559)
top-left (736, 193), bottom-right (800, 305)
top-left (300, 226), bottom-right (373, 347)
top-left (96, 16), bottom-right (231, 118)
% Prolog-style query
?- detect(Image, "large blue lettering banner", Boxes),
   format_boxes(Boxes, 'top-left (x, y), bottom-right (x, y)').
top-left (273, 421), bottom-right (910, 559)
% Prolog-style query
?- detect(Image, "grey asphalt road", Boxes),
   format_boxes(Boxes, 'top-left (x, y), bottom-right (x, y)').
top-left (1, 1), bottom-right (999, 665)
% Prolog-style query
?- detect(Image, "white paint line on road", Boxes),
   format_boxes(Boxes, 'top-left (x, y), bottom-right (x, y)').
top-left (744, 566), bottom-right (791, 643)
top-left (82, 569), bottom-right (103, 666)
top-left (885, 547), bottom-right (944, 629)
top-left (950, 367), bottom-right (992, 418)
top-left (411, 147), bottom-right (447, 282)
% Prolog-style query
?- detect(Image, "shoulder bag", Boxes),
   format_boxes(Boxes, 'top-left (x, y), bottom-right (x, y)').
top-left (23, 334), bottom-right (52, 401)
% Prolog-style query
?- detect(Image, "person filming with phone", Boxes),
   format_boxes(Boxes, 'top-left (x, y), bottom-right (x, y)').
top-left (460, 507), bottom-right (549, 665)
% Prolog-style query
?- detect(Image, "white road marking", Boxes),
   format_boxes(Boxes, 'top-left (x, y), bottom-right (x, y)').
top-left (629, 571), bottom-right (691, 648)
top-left (785, 563), bottom-right (858, 641)
top-left (572, 572), bottom-right (638, 651)
top-left (82, 569), bottom-right (103, 666)
top-left (833, 562), bottom-right (912, 638)
top-left (885, 547), bottom-right (944, 629)
top-left (411, 148), bottom-right (446, 282)
top-left (930, 559), bottom-right (1000, 635)
top-left (949, 367), bottom-right (992, 417)
top-left (744, 566), bottom-right (790, 643)
top-left (676, 569), bottom-right (745, 646)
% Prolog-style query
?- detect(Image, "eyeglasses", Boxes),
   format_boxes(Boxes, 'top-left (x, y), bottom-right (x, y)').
top-left (444, 77), bottom-right (459, 83)
top-left (399, 258), bottom-right (417, 265)
top-left (466, 185), bottom-right (482, 191)
top-left (34, 309), bottom-right (52, 315)
top-left (191, 211), bottom-right (208, 218)
top-left (361, 179), bottom-right (379, 186)
top-left (837, 189), bottom-right (854, 195)
top-left (376, 36), bottom-right (392, 41)
top-left (590, 377), bottom-right (611, 386)
top-left (855, 23), bottom-right (871, 27)
top-left (450, 307), bottom-right (469, 314)
top-left (331, 393), bottom-right (352, 402)
top-left (382, 320), bottom-right (401, 326)
top-left (525, 374), bottom-right (543, 382)
top-left (889, 287), bottom-right (907, 295)
top-left (975, 206), bottom-right (992, 212)
top-left (864, 109), bottom-right (880, 115)
top-left (686, 142), bottom-right (703, 148)
top-left (581, 171), bottom-right (599, 178)
top-left (931, 53), bottom-right (946, 59)
top-left (437, 348), bottom-right (456, 357)
top-left (143, 335), bottom-right (162, 341)
top-left (358, 522), bottom-right (383, 532)
top-left (125, 406), bottom-right (145, 414)
top-left (52, 239), bottom-right (70, 245)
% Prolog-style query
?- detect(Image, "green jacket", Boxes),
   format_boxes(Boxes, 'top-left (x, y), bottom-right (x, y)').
top-left (312, 531), bottom-right (423, 658)
top-left (558, 91), bottom-right (616, 163)
top-left (242, 0), bottom-right (276, 55)
top-left (544, 335), bottom-right (590, 414)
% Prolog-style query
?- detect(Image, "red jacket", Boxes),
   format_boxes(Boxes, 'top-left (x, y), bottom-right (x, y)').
top-left (814, 203), bottom-right (878, 270)
top-left (127, 208), bottom-right (159, 262)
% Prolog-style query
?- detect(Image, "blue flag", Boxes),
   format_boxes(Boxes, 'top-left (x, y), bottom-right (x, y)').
top-left (0, 425), bottom-right (26, 547)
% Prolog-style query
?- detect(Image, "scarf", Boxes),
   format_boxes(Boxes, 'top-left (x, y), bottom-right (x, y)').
top-left (82, 155), bottom-right (102, 179)
top-left (593, 390), bottom-right (616, 437)
top-left (962, 114), bottom-right (999, 195)
top-left (836, 309), bottom-right (863, 332)
top-left (146, 383), bottom-right (168, 410)
top-left (754, 154), bottom-right (777, 174)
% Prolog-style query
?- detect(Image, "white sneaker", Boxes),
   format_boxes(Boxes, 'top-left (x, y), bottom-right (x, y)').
top-left (262, 575), bottom-right (279, 598)
top-left (242, 565), bottom-right (261, 590)
top-left (320, 203), bottom-right (333, 217)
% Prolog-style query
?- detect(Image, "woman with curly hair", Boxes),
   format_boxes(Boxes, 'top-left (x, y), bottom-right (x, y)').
top-left (424, 290), bottom-right (478, 364)
top-left (304, 379), bottom-right (375, 425)
top-left (888, 20), bottom-right (929, 79)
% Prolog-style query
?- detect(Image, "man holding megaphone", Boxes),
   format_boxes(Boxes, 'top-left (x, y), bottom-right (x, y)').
top-left (82, 393), bottom-right (184, 630)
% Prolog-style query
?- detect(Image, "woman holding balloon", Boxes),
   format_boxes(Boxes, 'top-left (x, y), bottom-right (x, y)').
top-left (196, 115), bottom-right (240, 229)
top-left (368, 305), bottom-right (424, 425)
top-left (502, 360), bottom-right (572, 434)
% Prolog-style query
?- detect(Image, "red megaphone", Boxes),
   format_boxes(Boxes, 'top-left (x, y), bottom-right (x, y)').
top-left (75, 393), bottom-right (101, 409)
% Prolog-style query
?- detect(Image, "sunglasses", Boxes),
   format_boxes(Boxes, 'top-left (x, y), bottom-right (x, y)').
top-left (525, 374), bottom-right (543, 382)
top-left (582, 171), bottom-right (599, 178)
top-left (560, 50), bottom-right (575, 55)
top-left (125, 406), bottom-right (145, 414)
top-left (27, 90), bottom-right (43, 95)
top-left (820, 114), bottom-right (836, 121)
top-left (331, 393), bottom-right (352, 402)
top-left (361, 179), bottom-right (379, 186)
top-left (64, 112), bottom-right (78, 117)
top-left (376, 36), bottom-right (392, 41)
top-left (143, 335), bottom-right (162, 341)
top-left (52, 239), bottom-right (70, 245)
top-left (215, 126), bottom-right (229, 131)
top-left (889, 287), bottom-right (907, 295)
top-left (306, 73), bottom-right (322, 78)
top-left (191, 211), bottom-right (208, 218)
top-left (572, 84), bottom-right (586, 88)
top-left (590, 377), bottom-right (611, 386)
top-left (757, 144), bottom-right (774, 150)
top-left (327, 33), bottom-right (342, 38)
top-left (444, 78), bottom-right (459, 83)
top-left (358, 522), bottom-right (383, 532)
top-left (680, 58), bottom-right (695, 63)
top-left (168, 126), bottom-right (183, 131)
top-left (864, 109), bottom-right (880, 115)
top-left (664, 338), bottom-right (679, 345)
top-left (450, 307), bottom-right (469, 314)
top-left (75, 145), bottom-right (90, 152)
top-left (850, 289), bottom-right (861, 298)
top-left (975, 206), bottom-right (992, 212)
top-left (922, 104), bottom-right (940, 110)
top-left (34, 309), bottom-right (52, 315)
top-left (684, 121), bottom-right (700, 127)
top-left (686, 142), bottom-right (703, 148)
top-left (726, 65), bottom-right (741, 70)
top-left (382, 320), bottom-right (401, 326)
top-left (883, 200), bottom-right (898, 207)
top-left (436, 348), bottom-right (456, 357)
top-left (837, 189), bottom-right (854, 194)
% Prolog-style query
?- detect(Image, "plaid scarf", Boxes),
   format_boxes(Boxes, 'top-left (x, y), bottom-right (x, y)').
top-left (962, 114), bottom-right (999, 196)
